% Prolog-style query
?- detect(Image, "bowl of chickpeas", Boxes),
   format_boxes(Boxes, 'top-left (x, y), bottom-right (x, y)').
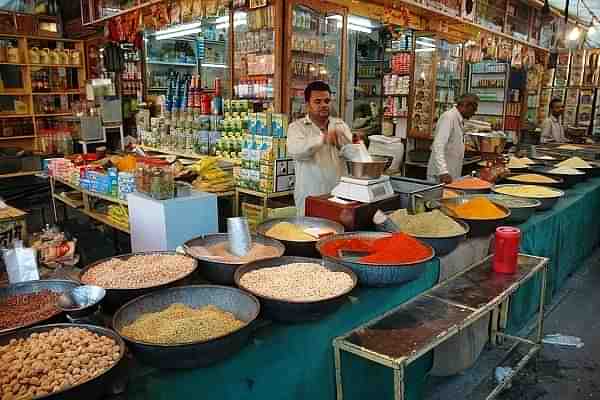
top-left (0, 323), bottom-right (126, 400)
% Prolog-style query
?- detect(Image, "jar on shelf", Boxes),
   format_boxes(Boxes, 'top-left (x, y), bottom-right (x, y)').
top-left (145, 158), bottom-right (174, 200)
top-left (135, 157), bottom-right (149, 195)
top-left (7, 44), bottom-right (19, 64)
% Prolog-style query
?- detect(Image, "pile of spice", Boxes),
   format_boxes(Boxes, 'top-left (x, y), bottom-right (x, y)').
top-left (548, 166), bottom-right (584, 175)
top-left (1, 327), bottom-right (121, 399)
top-left (121, 303), bottom-right (245, 344)
top-left (488, 195), bottom-right (539, 208)
top-left (320, 233), bottom-right (432, 265)
top-left (81, 254), bottom-right (196, 289)
top-left (265, 222), bottom-right (315, 241)
top-left (507, 156), bottom-right (535, 169)
top-left (556, 157), bottom-right (592, 169)
top-left (0, 290), bottom-right (61, 331)
top-left (239, 262), bottom-right (355, 301)
top-left (446, 177), bottom-right (491, 191)
top-left (494, 185), bottom-right (561, 198)
top-left (390, 209), bottom-right (466, 237)
top-left (186, 241), bottom-right (282, 263)
top-left (507, 174), bottom-right (558, 184)
top-left (446, 197), bottom-right (506, 219)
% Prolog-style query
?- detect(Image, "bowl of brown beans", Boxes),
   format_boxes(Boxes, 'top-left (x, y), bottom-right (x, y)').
top-left (79, 252), bottom-right (198, 311)
top-left (112, 285), bottom-right (260, 369)
top-left (0, 279), bottom-right (80, 335)
top-left (0, 323), bottom-right (125, 400)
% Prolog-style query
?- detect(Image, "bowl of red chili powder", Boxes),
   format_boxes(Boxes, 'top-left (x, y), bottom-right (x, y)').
top-left (316, 232), bottom-right (435, 287)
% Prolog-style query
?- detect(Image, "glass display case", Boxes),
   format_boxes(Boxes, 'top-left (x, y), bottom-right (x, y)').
top-left (382, 28), bottom-right (412, 138)
top-left (232, 3), bottom-right (280, 111)
top-left (144, 16), bottom-right (230, 96)
top-left (285, 0), bottom-right (345, 121)
top-left (410, 34), bottom-right (436, 139)
top-left (343, 16), bottom-right (384, 135)
top-left (434, 41), bottom-right (463, 123)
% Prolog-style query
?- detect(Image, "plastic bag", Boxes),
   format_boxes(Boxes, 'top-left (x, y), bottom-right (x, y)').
top-left (2, 240), bottom-right (39, 283)
top-left (341, 143), bottom-right (373, 162)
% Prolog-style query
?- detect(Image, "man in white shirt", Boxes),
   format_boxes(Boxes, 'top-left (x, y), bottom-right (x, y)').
top-left (540, 99), bottom-right (567, 144)
top-left (287, 81), bottom-right (353, 215)
top-left (427, 94), bottom-right (479, 184)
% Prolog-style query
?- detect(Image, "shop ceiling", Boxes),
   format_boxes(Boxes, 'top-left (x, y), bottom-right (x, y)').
top-left (548, 0), bottom-right (600, 46)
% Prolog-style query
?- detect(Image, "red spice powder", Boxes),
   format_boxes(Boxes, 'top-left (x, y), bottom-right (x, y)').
top-left (321, 233), bottom-right (432, 265)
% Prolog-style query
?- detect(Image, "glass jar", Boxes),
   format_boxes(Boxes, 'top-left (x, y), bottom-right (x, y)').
top-left (135, 157), bottom-right (148, 195)
top-left (145, 159), bottom-right (174, 200)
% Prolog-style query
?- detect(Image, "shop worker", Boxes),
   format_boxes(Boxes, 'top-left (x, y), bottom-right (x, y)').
top-left (287, 81), bottom-right (352, 215)
top-left (540, 98), bottom-right (567, 144)
top-left (427, 93), bottom-right (480, 184)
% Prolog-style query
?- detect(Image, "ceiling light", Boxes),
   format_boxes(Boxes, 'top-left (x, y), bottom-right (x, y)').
top-left (568, 26), bottom-right (581, 41)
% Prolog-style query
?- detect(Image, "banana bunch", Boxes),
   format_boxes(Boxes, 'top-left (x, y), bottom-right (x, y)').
top-left (190, 157), bottom-right (234, 193)
top-left (107, 205), bottom-right (129, 228)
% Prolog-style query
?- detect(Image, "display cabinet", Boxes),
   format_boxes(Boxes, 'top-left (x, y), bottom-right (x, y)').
top-left (284, 0), bottom-right (346, 121)
top-left (434, 41), bottom-right (463, 123)
top-left (468, 61), bottom-right (508, 131)
top-left (232, 2), bottom-right (281, 112)
top-left (382, 28), bottom-right (412, 138)
top-left (409, 34), bottom-right (436, 139)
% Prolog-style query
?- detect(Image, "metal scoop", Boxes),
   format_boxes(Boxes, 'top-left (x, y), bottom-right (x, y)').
top-left (227, 217), bottom-right (252, 257)
top-left (58, 285), bottom-right (106, 318)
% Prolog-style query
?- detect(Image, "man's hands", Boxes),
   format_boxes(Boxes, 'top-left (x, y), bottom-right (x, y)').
top-left (323, 130), bottom-right (340, 147)
top-left (439, 174), bottom-right (453, 184)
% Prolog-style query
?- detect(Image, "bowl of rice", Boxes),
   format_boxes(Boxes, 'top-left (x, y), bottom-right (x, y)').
top-left (492, 184), bottom-right (564, 211)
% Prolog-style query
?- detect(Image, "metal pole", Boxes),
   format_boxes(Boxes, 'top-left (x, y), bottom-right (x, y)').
top-left (393, 365), bottom-right (405, 400)
top-left (334, 343), bottom-right (344, 400)
top-left (536, 264), bottom-right (548, 343)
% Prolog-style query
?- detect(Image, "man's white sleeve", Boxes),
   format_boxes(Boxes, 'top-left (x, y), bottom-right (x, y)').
top-left (287, 124), bottom-right (324, 160)
top-left (430, 115), bottom-right (452, 176)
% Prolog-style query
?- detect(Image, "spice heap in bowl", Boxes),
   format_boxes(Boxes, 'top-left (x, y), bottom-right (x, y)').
top-left (445, 177), bottom-right (492, 193)
top-left (388, 209), bottom-right (468, 256)
top-left (235, 256), bottom-right (357, 321)
top-left (506, 173), bottom-right (558, 185)
top-left (186, 240), bottom-right (282, 263)
top-left (316, 232), bottom-right (434, 287)
top-left (80, 252), bottom-right (198, 310)
top-left (0, 326), bottom-right (123, 399)
top-left (493, 184), bottom-right (563, 211)
top-left (445, 196), bottom-right (507, 220)
top-left (506, 156), bottom-right (536, 170)
top-left (0, 290), bottom-right (60, 332)
top-left (555, 157), bottom-right (592, 169)
top-left (121, 303), bottom-right (246, 345)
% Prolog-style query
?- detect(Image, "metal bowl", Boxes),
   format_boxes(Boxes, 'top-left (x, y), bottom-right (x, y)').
top-left (482, 194), bottom-right (541, 223)
top-left (256, 217), bottom-right (344, 258)
top-left (183, 234), bottom-right (285, 285)
top-left (346, 155), bottom-right (393, 180)
top-left (112, 285), bottom-right (260, 369)
top-left (0, 323), bottom-right (126, 400)
top-left (79, 251), bottom-right (198, 311)
top-left (582, 162), bottom-right (600, 178)
top-left (234, 256), bottom-right (357, 323)
top-left (429, 197), bottom-right (512, 237)
top-left (492, 184), bottom-right (564, 211)
top-left (379, 212), bottom-right (469, 256)
top-left (505, 174), bottom-right (565, 189)
top-left (0, 279), bottom-right (80, 334)
top-left (57, 285), bottom-right (106, 319)
top-left (315, 232), bottom-right (435, 287)
top-left (528, 165), bottom-right (584, 188)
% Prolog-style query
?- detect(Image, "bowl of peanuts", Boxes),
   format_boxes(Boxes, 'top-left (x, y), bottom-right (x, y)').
top-left (0, 279), bottom-right (80, 335)
top-left (0, 323), bottom-right (125, 400)
top-left (79, 252), bottom-right (198, 311)
top-left (112, 285), bottom-right (260, 369)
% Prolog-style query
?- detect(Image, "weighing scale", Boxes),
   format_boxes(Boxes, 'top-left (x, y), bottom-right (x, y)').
top-left (331, 175), bottom-right (396, 203)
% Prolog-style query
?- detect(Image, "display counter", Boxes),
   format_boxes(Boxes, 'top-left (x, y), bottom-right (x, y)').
top-left (120, 176), bottom-right (600, 400)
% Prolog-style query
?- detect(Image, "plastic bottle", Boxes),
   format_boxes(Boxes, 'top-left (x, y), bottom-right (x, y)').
top-left (493, 227), bottom-right (521, 274)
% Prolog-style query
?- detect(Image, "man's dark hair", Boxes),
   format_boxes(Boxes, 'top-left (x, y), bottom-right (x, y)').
top-left (549, 98), bottom-right (562, 110)
top-left (304, 81), bottom-right (331, 102)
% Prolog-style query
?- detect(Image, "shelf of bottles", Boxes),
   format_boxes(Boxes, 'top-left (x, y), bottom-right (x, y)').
top-left (199, 17), bottom-right (230, 98)
top-left (233, 5), bottom-right (277, 111)
top-left (468, 61), bottom-right (508, 130)
top-left (383, 30), bottom-right (412, 124)
top-left (288, 3), bottom-right (343, 121)
top-left (434, 41), bottom-right (462, 122)
top-left (526, 63), bottom-right (543, 125)
top-left (475, 0), bottom-right (507, 32)
top-left (410, 35), bottom-right (437, 139)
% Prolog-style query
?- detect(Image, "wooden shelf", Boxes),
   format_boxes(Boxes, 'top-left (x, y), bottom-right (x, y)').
top-left (0, 170), bottom-right (40, 179)
top-left (0, 114), bottom-right (32, 118)
top-left (140, 145), bottom-right (205, 160)
top-left (84, 210), bottom-right (130, 234)
top-left (34, 113), bottom-right (72, 117)
top-left (29, 64), bottom-right (83, 68)
top-left (0, 135), bottom-right (34, 140)
top-left (53, 193), bottom-right (84, 209)
top-left (32, 90), bottom-right (83, 95)
top-left (0, 62), bottom-right (27, 66)
top-left (54, 177), bottom-right (128, 206)
top-left (0, 90), bottom-right (28, 96)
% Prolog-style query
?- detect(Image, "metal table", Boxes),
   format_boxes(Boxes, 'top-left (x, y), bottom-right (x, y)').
top-left (334, 253), bottom-right (549, 400)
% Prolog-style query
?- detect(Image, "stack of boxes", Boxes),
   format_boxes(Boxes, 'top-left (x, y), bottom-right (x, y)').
top-left (118, 172), bottom-right (136, 201)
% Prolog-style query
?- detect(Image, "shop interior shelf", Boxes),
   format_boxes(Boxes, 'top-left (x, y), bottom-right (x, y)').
top-left (29, 64), bottom-right (83, 68)
top-left (84, 209), bottom-right (130, 234)
top-left (0, 135), bottom-right (35, 140)
top-left (0, 114), bottom-right (32, 118)
top-left (32, 90), bottom-right (83, 95)
top-left (53, 192), bottom-right (84, 209)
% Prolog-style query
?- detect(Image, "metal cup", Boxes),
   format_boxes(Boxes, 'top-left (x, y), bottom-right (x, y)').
top-left (227, 217), bottom-right (252, 257)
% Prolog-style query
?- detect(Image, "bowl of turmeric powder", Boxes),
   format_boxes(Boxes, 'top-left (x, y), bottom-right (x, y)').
top-left (433, 196), bottom-right (511, 237)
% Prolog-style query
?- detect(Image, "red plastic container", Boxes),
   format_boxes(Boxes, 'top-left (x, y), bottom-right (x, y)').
top-left (493, 226), bottom-right (521, 274)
